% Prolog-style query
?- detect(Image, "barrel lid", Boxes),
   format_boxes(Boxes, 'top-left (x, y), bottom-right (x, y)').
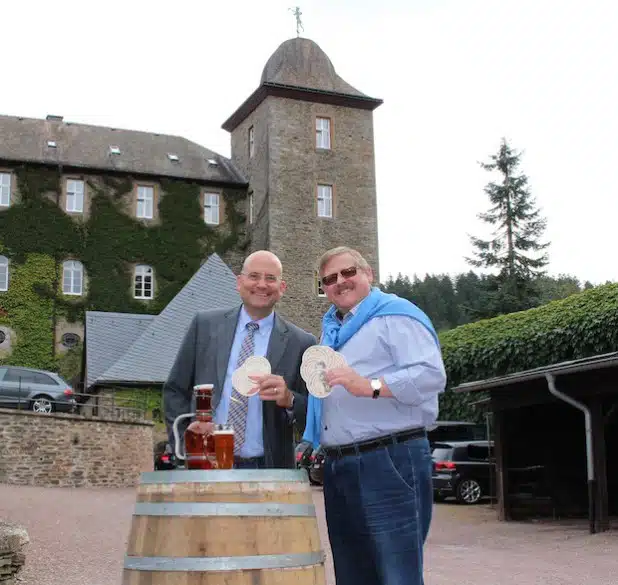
top-left (140, 469), bottom-right (309, 484)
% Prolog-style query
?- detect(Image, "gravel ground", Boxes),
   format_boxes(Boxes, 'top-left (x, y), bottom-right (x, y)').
top-left (0, 484), bottom-right (616, 585)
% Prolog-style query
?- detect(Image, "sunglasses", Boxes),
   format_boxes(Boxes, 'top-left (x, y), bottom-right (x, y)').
top-left (321, 266), bottom-right (358, 287)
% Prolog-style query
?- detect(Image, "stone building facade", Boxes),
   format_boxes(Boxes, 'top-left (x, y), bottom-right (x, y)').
top-left (224, 38), bottom-right (382, 334)
top-left (0, 37), bottom-right (382, 370)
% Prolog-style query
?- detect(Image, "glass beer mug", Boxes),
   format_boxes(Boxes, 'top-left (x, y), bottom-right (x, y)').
top-left (213, 424), bottom-right (235, 470)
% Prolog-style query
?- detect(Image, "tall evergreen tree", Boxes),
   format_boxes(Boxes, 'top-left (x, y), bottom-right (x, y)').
top-left (467, 138), bottom-right (550, 316)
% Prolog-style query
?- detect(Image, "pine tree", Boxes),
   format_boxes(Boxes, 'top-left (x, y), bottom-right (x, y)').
top-left (467, 138), bottom-right (549, 316)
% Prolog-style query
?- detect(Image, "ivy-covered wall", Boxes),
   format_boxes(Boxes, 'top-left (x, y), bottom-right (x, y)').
top-left (0, 164), bottom-right (247, 379)
top-left (438, 283), bottom-right (618, 420)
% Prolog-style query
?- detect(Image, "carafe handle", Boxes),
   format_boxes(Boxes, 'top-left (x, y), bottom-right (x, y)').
top-left (172, 412), bottom-right (195, 461)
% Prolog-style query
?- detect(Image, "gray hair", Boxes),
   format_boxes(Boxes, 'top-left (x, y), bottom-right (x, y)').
top-left (317, 246), bottom-right (371, 276)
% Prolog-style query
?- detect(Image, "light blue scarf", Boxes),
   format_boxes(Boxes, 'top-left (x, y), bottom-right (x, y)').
top-left (302, 287), bottom-right (440, 448)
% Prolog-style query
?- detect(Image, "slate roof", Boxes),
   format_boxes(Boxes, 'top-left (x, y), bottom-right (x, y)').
top-left (85, 312), bottom-right (156, 388)
top-left (260, 38), bottom-right (367, 97)
top-left (86, 253), bottom-right (241, 387)
top-left (0, 114), bottom-right (247, 185)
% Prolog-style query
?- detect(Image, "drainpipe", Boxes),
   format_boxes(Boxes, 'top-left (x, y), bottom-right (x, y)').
top-left (545, 373), bottom-right (596, 534)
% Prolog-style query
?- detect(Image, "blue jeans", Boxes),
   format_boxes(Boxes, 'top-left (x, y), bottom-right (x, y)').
top-left (323, 436), bottom-right (433, 585)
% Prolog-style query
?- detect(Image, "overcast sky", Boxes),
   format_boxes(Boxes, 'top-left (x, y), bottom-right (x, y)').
top-left (3, 0), bottom-right (617, 285)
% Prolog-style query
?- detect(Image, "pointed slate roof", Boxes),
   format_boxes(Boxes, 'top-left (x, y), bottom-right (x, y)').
top-left (85, 312), bottom-right (156, 388)
top-left (87, 253), bottom-right (241, 387)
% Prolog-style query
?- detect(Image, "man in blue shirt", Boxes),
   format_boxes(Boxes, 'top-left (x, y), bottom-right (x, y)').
top-left (305, 246), bottom-right (446, 585)
top-left (164, 250), bottom-right (316, 469)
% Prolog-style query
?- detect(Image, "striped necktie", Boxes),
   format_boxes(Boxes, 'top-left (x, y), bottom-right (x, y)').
top-left (228, 321), bottom-right (259, 454)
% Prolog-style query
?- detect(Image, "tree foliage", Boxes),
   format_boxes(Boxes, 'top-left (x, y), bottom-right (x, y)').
top-left (467, 139), bottom-right (550, 316)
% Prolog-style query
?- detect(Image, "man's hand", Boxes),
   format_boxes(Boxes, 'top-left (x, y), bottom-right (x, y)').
top-left (324, 367), bottom-right (372, 397)
top-left (249, 374), bottom-right (294, 408)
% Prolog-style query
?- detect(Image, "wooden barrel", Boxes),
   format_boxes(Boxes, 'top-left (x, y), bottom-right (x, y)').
top-left (122, 469), bottom-right (325, 584)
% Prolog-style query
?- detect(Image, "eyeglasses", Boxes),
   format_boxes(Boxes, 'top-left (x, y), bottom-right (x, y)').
top-left (242, 272), bottom-right (280, 284)
top-left (320, 266), bottom-right (358, 287)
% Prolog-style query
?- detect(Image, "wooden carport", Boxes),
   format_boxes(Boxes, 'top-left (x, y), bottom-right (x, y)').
top-left (454, 351), bottom-right (618, 534)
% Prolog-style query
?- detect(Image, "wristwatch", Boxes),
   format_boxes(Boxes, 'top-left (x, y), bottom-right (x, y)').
top-left (370, 378), bottom-right (382, 399)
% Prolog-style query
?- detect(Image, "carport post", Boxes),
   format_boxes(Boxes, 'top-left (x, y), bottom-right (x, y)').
top-left (545, 373), bottom-right (596, 534)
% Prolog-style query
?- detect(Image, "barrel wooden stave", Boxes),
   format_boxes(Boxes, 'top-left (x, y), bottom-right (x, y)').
top-left (127, 516), bottom-right (321, 557)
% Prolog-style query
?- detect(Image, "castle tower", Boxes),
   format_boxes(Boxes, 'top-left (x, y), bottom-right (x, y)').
top-left (222, 38), bottom-right (383, 335)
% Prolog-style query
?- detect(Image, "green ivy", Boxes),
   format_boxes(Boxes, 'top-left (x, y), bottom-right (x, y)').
top-left (437, 283), bottom-right (618, 420)
top-left (0, 164), bottom-right (247, 371)
top-left (0, 254), bottom-right (56, 369)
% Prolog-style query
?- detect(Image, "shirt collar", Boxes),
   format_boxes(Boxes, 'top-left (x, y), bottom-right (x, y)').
top-left (239, 305), bottom-right (275, 332)
top-left (335, 300), bottom-right (363, 323)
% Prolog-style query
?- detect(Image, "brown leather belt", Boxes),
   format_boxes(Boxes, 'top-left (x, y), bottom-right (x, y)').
top-left (322, 427), bottom-right (426, 459)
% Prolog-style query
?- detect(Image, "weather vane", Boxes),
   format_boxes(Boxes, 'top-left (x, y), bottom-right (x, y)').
top-left (289, 6), bottom-right (304, 37)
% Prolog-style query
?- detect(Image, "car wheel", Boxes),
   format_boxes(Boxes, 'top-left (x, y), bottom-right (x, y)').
top-left (31, 396), bottom-right (55, 414)
top-left (455, 478), bottom-right (483, 504)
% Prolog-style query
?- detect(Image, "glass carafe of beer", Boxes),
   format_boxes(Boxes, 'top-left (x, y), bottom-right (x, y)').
top-left (183, 384), bottom-right (216, 469)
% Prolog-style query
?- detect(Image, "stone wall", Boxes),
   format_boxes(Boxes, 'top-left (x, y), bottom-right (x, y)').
top-left (0, 522), bottom-right (28, 584)
top-left (0, 409), bottom-right (153, 488)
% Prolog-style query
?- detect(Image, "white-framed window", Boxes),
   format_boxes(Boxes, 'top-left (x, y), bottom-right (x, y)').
top-left (316, 117), bottom-right (331, 150)
top-left (66, 179), bottom-right (84, 213)
top-left (62, 260), bottom-right (83, 296)
top-left (317, 184), bottom-right (333, 218)
top-left (249, 193), bottom-right (254, 224)
top-left (204, 192), bottom-right (220, 225)
top-left (136, 185), bottom-right (154, 219)
top-left (134, 265), bottom-right (154, 299)
top-left (248, 126), bottom-right (255, 158)
top-left (0, 256), bottom-right (8, 291)
top-left (0, 173), bottom-right (11, 207)
top-left (316, 272), bottom-right (326, 297)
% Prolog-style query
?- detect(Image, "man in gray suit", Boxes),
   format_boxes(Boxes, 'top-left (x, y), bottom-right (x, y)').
top-left (164, 250), bottom-right (316, 469)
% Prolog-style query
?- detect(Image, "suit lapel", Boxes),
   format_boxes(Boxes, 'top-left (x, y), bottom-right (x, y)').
top-left (266, 313), bottom-right (289, 373)
top-left (214, 307), bottom-right (241, 405)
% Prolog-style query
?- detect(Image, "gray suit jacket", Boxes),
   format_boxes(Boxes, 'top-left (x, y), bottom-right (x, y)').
top-left (163, 305), bottom-right (317, 469)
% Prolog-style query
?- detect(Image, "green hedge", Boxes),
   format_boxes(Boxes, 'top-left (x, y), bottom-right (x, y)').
top-left (437, 283), bottom-right (618, 420)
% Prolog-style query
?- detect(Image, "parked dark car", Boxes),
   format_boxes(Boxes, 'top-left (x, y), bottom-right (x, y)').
top-left (295, 441), bottom-right (316, 480)
top-left (308, 445), bottom-right (324, 486)
top-left (154, 441), bottom-right (176, 471)
top-left (431, 440), bottom-right (495, 504)
top-left (0, 366), bottom-right (76, 414)
top-left (427, 421), bottom-right (487, 445)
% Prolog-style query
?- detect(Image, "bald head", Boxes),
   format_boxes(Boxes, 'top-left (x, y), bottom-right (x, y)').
top-left (242, 250), bottom-right (283, 277)
top-left (237, 250), bottom-right (287, 320)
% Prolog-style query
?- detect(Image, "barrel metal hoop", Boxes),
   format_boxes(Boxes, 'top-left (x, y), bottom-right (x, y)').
top-left (134, 502), bottom-right (316, 517)
top-left (124, 551), bottom-right (324, 571)
top-left (140, 469), bottom-right (308, 484)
